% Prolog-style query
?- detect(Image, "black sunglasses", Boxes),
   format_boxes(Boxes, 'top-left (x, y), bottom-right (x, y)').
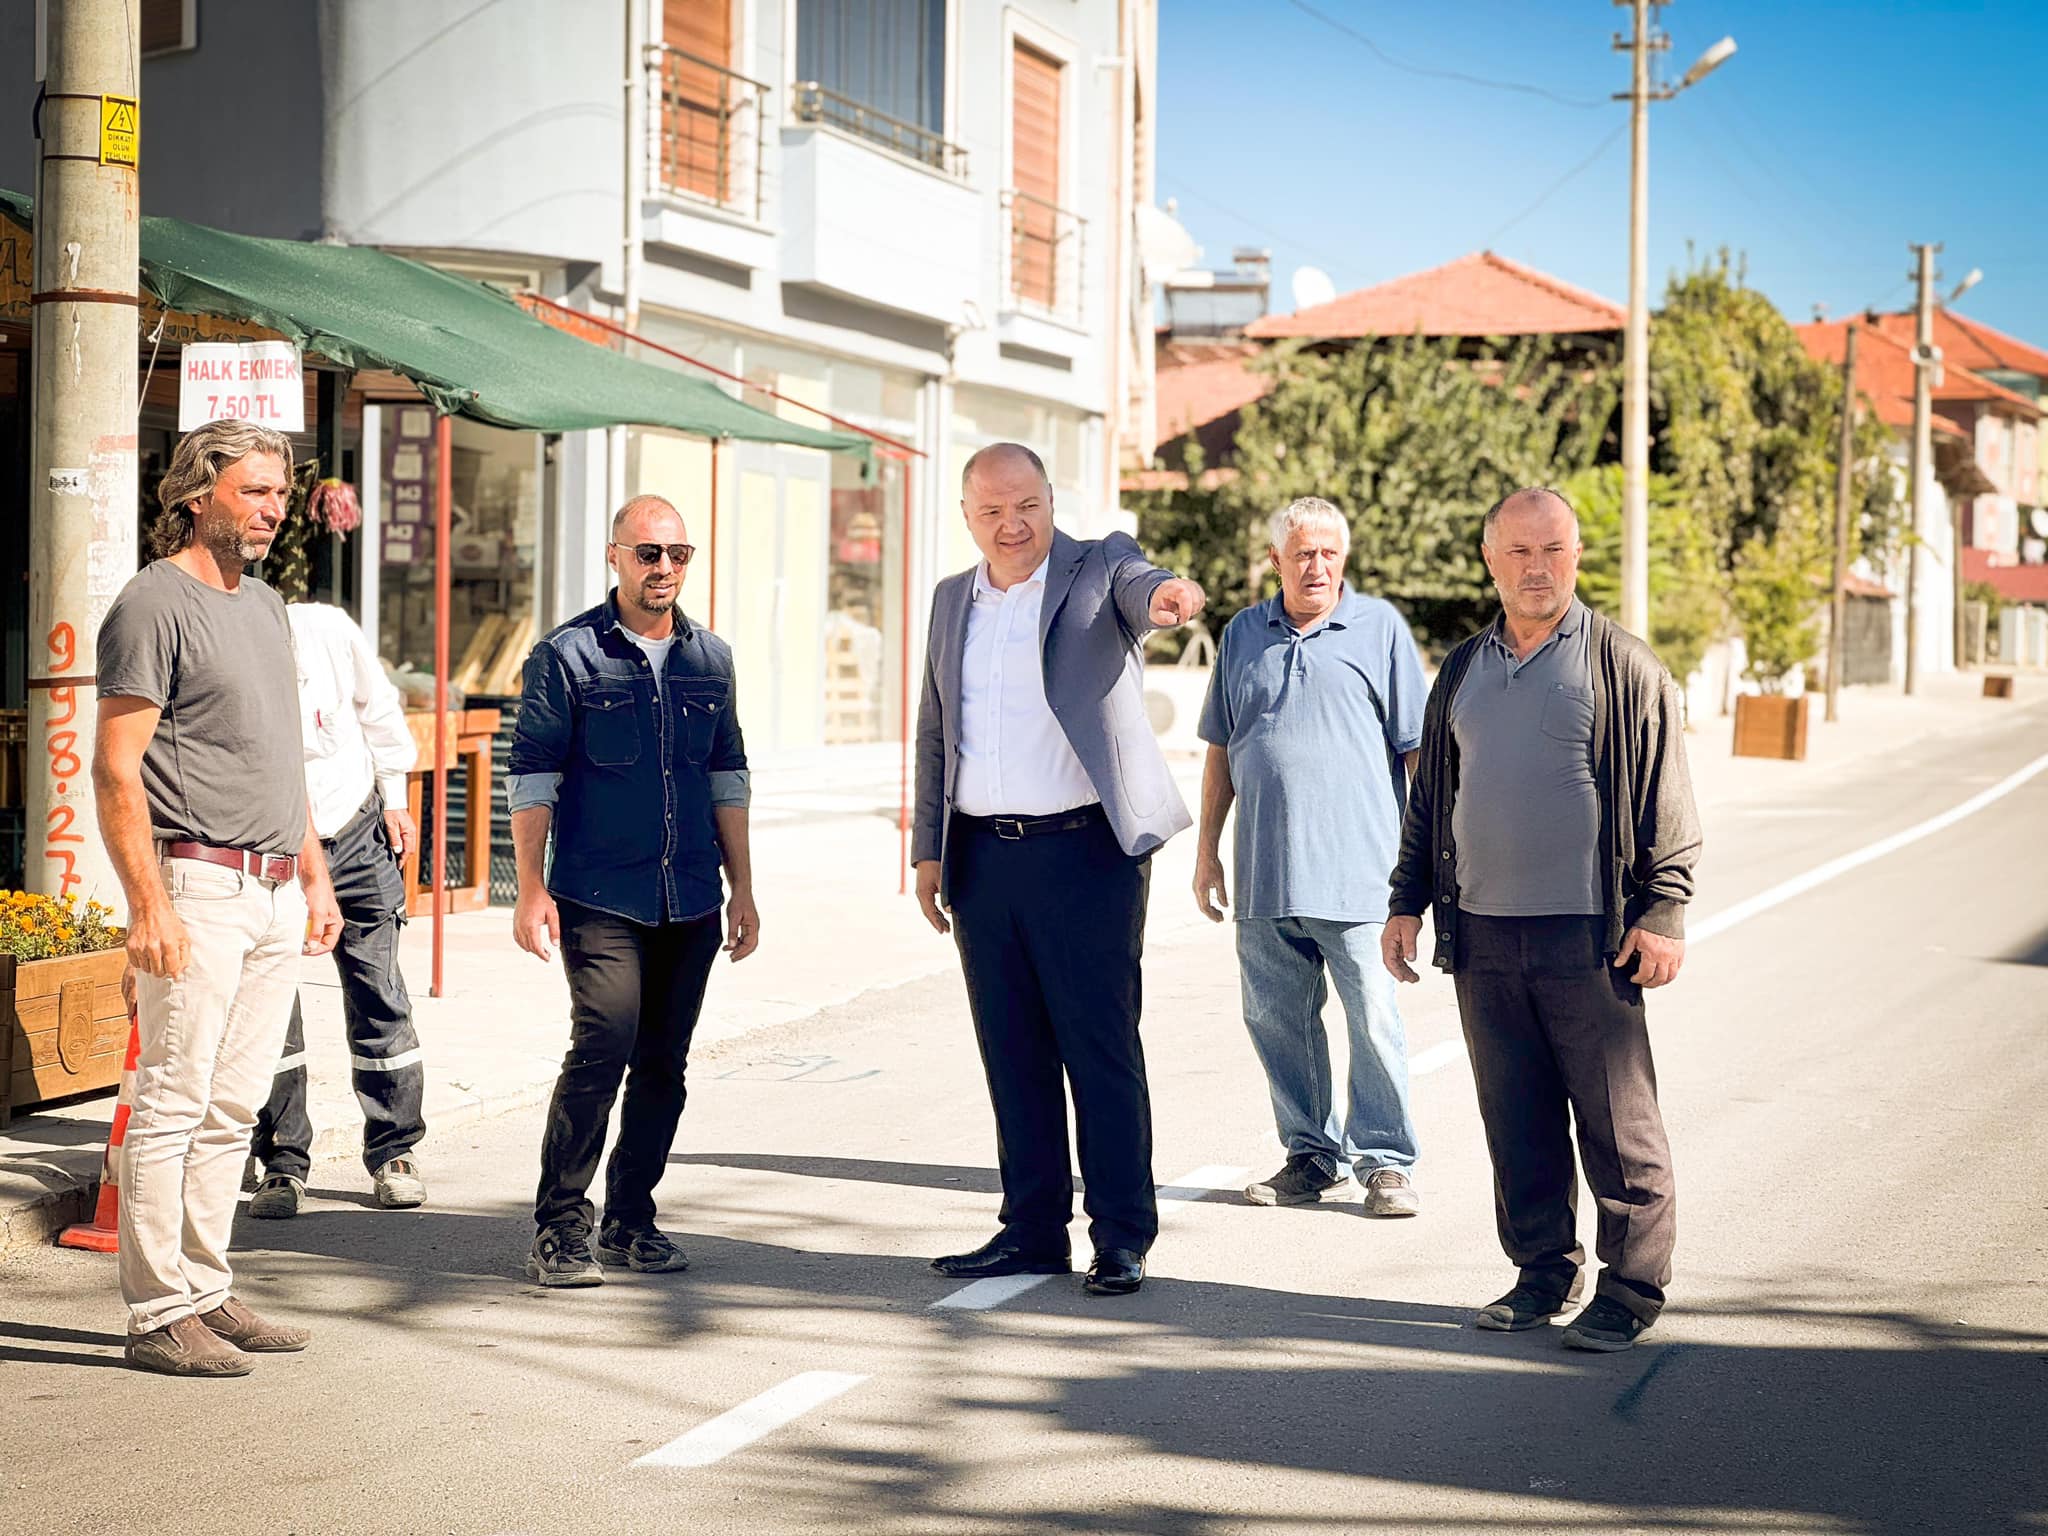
top-left (611, 541), bottom-right (696, 568)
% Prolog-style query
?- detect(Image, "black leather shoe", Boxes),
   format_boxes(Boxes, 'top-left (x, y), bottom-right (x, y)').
top-left (931, 1235), bottom-right (1071, 1279)
top-left (1083, 1247), bottom-right (1145, 1296)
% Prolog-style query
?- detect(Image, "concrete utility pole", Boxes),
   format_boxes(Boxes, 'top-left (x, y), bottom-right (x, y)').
top-left (1827, 322), bottom-right (1859, 724)
top-left (1615, 4), bottom-right (1735, 640)
top-left (607, 0), bottom-right (647, 514)
top-left (1904, 242), bottom-right (1938, 697)
top-left (27, 0), bottom-right (141, 912)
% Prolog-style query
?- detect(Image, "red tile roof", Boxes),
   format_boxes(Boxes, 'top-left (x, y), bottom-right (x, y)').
top-left (1963, 547), bottom-right (2048, 604)
top-left (1841, 571), bottom-right (1895, 599)
top-left (1151, 340), bottom-right (1271, 453)
top-left (1245, 251), bottom-right (1625, 342)
top-left (1793, 319), bottom-right (2038, 439)
top-left (1867, 308), bottom-right (2048, 383)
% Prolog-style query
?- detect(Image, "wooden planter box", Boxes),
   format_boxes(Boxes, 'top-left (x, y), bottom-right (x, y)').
top-left (1, 948), bottom-right (129, 1128)
top-left (1732, 693), bottom-right (1810, 761)
top-left (1984, 674), bottom-right (2016, 700)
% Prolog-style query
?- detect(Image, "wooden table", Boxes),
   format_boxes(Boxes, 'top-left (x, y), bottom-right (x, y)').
top-left (401, 708), bottom-right (501, 918)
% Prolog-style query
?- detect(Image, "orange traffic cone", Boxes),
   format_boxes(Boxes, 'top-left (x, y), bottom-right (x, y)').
top-left (56, 1008), bottom-right (139, 1254)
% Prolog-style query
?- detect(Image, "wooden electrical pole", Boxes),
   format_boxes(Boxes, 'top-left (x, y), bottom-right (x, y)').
top-left (1827, 322), bottom-right (1859, 724)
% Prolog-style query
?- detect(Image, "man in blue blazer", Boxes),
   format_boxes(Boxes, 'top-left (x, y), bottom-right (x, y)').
top-left (913, 441), bottom-right (1204, 1296)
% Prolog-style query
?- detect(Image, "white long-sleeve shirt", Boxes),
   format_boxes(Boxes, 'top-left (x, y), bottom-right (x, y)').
top-left (951, 557), bottom-right (1099, 818)
top-left (289, 602), bottom-right (417, 838)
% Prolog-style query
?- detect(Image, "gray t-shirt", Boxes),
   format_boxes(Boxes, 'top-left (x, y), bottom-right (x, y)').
top-left (97, 561), bottom-right (309, 855)
top-left (1449, 598), bottom-right (1601, 916)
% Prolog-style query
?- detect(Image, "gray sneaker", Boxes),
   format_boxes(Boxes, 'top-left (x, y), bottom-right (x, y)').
top-left (372, 1156), bottom-right (427, 1209)
top-left (1560, 1295), bottom-right (1652, 1352)
top-left (594, 1224), bottom-right (691, 1273)
top-left (246, 1174), bottom-right (304, 1220)
top-left (1360, 1167), bottom-right (1421, 1217)
top-left (1245, 1153), bottom-right (1347, 1207)
top-left (525, 1228), bottom-right (604, 1288)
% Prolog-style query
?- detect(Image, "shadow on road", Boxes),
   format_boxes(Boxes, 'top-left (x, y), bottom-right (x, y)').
top-left (202, 1189), bottom-right (2048, 1536)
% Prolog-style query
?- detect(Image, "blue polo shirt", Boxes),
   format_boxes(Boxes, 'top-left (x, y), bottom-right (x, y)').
top-left (1197, 588), bottom-right (1426, 923)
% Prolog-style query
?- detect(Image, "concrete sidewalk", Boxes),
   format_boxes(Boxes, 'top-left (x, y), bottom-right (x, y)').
top-left (3, 668), bottom-right (2039, 1254)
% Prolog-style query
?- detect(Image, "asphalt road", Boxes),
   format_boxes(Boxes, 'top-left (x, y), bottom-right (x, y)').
top-left (3, 706), bottom-right (2044, 1536)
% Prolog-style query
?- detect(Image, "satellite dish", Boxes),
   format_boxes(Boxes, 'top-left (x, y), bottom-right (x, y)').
top-left (1291, 265), bottom-right (1338, 311)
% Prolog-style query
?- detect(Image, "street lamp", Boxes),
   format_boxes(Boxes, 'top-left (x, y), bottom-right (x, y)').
top-left (1617, 4), bottom-right (1736, 640)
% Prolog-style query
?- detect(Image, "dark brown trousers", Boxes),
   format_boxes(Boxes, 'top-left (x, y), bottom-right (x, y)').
top-left (1452, 911), bottom-right (1675, 1322)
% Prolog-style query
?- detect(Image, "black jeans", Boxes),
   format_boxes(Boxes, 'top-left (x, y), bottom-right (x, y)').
top-left (948, 810), bottom-right (1157, 1256)
top-left (252, 797), bottom-right (424, 1179)
top-left (533, 898), bottom-right (722, 1237)
top-left (1451, 911), bottom-right (1675, 1323)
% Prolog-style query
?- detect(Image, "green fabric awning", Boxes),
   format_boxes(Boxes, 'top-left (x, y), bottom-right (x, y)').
top-left (1, 188), bottom-right (870, 462)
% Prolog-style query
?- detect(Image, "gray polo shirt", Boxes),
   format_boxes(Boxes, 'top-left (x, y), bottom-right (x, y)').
top-left (1449, 598), bottom-right (1601, 916)
top-left (1197, 588), bottom-right (1425, 923)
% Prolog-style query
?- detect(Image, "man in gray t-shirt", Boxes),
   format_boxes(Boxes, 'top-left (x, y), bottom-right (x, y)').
top-left (92, 420), bottom-right (341, 1378)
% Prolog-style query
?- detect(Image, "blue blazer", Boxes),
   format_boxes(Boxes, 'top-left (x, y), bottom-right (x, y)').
top-left (913, 529), bottom-right (1193, 899)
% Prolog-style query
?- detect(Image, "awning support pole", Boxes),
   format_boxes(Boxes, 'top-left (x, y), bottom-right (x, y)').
top-left (431, 412), bottom-right (452, 998)
top-left (898, 457), bottom-right (912, 896)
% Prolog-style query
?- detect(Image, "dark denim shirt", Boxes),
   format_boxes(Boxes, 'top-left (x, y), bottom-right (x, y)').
top-left (505, 594), bottom-right (748, 926)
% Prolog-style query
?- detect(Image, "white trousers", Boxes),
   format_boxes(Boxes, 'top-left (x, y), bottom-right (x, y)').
top-left (119, 857), bottom-right (305, 1335)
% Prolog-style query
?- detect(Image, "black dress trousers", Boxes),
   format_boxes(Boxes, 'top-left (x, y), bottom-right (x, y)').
top-left (947, 808), bottom-right (1157, 1256)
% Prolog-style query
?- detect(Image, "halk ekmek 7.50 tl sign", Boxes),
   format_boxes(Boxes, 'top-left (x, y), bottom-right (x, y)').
top-left (178, 340), bottom-right (306, 432)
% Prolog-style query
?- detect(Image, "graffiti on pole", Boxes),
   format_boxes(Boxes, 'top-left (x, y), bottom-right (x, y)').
top-left (41, 622), bottom-right (86, 898)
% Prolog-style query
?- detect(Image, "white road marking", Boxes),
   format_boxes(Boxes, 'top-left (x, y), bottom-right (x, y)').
top-left (1157, 1164), bottom-right (1251, 1202)
top-left (1692, 749), bottom-right (2048, 945)
top-left (929, 1164), bottom-right (1250, 1310)
top-left (930, 1273), bottom-right (1055, 1310)
top-left (1410, 1040), bottom-right (1466, 1076)
top-left (633, 1371), bottom-right (868, 1469)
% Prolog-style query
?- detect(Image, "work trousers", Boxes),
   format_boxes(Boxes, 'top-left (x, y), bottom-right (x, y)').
top-left (948, 810), bottom-right (1157, 1256)
top-left (533, 898), bottom-right (723, 1237)
top-left (1452, 911), bottom-right (1675, 1322)
top-left (252, 797), bottom-right (424, 1178)
top-left (121, 857), bottom-right (305, 1334)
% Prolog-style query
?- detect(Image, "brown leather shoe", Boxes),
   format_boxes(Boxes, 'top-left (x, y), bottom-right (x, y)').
top-left (198, 1295), bottom-right (311, 1353)
top-left (126, 1314), bottom-right (254, 1377)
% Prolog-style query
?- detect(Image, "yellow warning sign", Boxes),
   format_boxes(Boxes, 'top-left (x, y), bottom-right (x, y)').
top-left (99, 96), bottom-right (138, 169)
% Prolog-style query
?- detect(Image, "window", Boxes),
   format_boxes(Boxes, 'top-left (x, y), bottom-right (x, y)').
top-left (658, 0), bottom-right (747, 205)
top-left (794, 0), bottom-right (960, 174)
top-left (1009, 41), bottom-right (1063, 309)
top-left (140, 0), bottom-right (195, 56)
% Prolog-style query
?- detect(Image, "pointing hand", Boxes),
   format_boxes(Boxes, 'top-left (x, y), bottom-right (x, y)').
top-left (1149, 578), bottom-right (1207, 628)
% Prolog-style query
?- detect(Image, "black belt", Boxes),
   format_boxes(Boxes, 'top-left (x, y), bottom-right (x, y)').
top-left (957, 805), bottom-right (1104, 841)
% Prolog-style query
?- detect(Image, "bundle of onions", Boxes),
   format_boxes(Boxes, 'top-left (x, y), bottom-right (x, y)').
top-left (308, 477), bottom-right (363, 534)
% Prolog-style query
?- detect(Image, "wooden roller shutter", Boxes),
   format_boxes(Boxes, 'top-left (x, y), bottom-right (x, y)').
top-left (662, 0), bottom-right (735, 200)
top-left (1011, 42), bottom-right (1062, 309)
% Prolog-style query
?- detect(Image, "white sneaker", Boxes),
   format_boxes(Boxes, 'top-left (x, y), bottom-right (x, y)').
top-left (372, 1156), bottom-right (426, 1209)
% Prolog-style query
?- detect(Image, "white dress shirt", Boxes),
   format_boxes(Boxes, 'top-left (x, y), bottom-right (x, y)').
top-left (953, 557), bottom-right (1100, 818)
top-left (289, 603), bottom-right (418, 839)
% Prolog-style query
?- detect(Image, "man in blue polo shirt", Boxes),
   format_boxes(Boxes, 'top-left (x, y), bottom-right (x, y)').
top-left (1194, 496), bottom-right (1427, 1215)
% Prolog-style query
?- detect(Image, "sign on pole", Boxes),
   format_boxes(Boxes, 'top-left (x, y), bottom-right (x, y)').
top-left (178, 340), bottom-right (305, 431)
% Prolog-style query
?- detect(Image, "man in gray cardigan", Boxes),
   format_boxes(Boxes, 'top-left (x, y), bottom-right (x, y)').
top-left (1384, 486), bottom-right (1701, 1352)
top-left (913, 442), bottom-right (1203, 1297)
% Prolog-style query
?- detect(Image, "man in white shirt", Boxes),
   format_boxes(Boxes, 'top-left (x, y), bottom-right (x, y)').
top-left (246, 602), bottom-right (426, 1217)
top-left (912, 443), bottom-right (1204, 1297)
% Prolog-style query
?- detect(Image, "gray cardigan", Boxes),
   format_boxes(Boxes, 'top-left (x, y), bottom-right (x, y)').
top-left (1389, 606), bottom-right (1702, 971)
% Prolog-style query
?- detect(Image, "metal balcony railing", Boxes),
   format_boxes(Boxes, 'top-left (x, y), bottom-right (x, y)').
top-left (1003, 189), bottom-right (1086, 324)
top-left (791, 81), bottom-right (969, 180)
top-left (651, 45), bottom-right (770, 220)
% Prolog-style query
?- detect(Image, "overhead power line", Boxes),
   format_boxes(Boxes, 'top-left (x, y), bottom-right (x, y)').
top-left (1285, 0), bottom-right (1610, 109)
top-left (1481, 120), bottom-right (1629, 249)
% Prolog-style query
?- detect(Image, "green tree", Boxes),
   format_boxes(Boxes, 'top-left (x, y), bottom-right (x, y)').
top-left (1134, 334), bottom-right (1616, 651)
top-left (1728, 529), bottom-right (1826, 692)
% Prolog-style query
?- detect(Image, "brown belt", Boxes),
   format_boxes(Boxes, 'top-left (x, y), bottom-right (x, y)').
top-left (159, 841), bottom-right (298, 883)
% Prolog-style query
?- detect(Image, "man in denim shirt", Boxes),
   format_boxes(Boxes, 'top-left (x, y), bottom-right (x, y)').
top-left (505, 494), bottom-right (757, 1287)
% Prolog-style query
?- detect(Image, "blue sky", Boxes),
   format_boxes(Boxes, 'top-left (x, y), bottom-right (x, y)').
top-left (1156, 0), bottom-right (2048, 343)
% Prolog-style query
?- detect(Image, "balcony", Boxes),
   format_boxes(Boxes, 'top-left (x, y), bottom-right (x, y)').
top-left (643, 45), bottom-right (776, 272)
top-left (997, 189), bottom-right (1088, 359)
top-left (780, 107), bottom-right (980, 328)
top-left (791, 81), bottom-right (969, 181)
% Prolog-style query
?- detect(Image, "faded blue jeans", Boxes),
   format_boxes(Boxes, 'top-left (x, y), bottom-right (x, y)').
top-left (1235, 916), bottom-right (1418, 1175)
